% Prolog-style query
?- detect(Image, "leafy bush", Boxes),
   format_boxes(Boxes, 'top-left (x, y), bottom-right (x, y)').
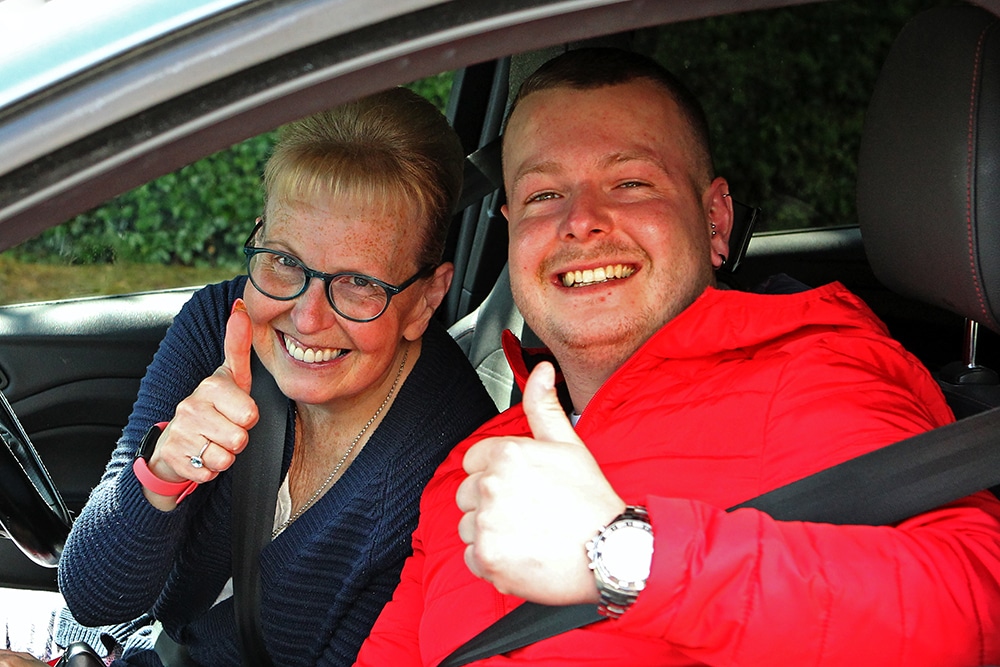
top-left (642, 0), bottom-right (943, 231)
top-left (12, 75), bottom-right (454, 267)
top-left (14, 134), bottom-right (273, 268)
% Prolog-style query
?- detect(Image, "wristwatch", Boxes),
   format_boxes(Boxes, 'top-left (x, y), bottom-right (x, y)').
top-left (586, 505), bottom-right (654, 619)
top-left (132, 421), bottom-right (199, 502)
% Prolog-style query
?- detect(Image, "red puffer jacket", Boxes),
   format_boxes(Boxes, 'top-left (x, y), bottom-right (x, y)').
top-left (356, 283), bottom-right (1000, 667)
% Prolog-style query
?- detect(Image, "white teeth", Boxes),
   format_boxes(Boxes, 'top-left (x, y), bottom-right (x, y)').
top-left (560, 264), bottom-right (635, 287)
top-left (284, 336), bottom-right (343, 363)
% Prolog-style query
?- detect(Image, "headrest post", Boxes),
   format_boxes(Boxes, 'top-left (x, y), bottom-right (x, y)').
top-left (940, 318), bottom-right (999, 386)
top-left (964, 319), bottom-right (980, 369)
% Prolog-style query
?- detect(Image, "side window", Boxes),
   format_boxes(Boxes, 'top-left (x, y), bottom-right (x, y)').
top-left (0, 74), bottom-right (453, 307)
top-left (0, 138), bottom-right (269, 307)
top-left (637, 0), bottom-right (943, 232)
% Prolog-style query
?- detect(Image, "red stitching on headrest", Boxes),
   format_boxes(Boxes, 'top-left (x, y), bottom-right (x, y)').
top-left (966, 24), bottom-right (992, 326)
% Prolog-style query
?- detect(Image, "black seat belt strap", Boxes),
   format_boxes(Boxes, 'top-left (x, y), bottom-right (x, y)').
top-left (729, 402), bottom-right (1000, 524)
top-left (437, 601), bottom-right (600, 667)
top-left (231, 352), bottom-right (285, 667)
top-left (439, 405), bottom-right (1000, 667)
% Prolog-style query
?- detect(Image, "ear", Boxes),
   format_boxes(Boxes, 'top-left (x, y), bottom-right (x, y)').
top-left (705, 177), bottom-right (734, 270)
top-left (402, 262), bottom-right (455, 341)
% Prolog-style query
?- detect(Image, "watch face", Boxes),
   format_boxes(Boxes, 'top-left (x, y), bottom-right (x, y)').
top-left (597, 520), bottom-right (654, 587)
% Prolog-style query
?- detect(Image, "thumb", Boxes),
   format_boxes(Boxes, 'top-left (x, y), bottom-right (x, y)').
top-left (223, 298), bottom-right (254, 392)
top-left (522, 362), bottom-right (583, 446)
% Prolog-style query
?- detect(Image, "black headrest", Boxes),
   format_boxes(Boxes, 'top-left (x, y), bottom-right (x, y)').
top-left (858, 5), bottom-right (1000, 333)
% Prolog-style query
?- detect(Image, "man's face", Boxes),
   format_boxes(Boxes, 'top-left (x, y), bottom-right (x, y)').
top-left (502, 80), bottom-right (728, 368)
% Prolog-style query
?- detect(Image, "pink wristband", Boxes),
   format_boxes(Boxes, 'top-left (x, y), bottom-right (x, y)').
top-left (133, 458), bottom-right (199, 503)
top-left (133, 421), bottom-right (199, 503)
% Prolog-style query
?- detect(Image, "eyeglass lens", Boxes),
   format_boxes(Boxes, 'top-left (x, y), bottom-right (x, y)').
top-left (247, 250), bottom-right (390, 321)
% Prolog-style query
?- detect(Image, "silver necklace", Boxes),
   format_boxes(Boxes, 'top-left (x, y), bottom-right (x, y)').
top-left (272, 347), bottom-right (409, 538)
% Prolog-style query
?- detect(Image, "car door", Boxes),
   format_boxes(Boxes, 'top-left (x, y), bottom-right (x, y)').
top-left (0, 289), bottom-right (197, 590)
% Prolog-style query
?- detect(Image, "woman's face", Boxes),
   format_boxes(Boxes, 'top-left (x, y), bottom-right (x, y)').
top-left (243, 194), bottom-right (449, 409)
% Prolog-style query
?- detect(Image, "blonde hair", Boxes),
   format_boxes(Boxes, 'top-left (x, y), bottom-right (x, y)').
top-left (263, 87), bottom-right (464, 267)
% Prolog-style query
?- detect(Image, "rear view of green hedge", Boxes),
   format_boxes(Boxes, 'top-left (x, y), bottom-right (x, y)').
top-left (12, 74), bottom-right (453, 269)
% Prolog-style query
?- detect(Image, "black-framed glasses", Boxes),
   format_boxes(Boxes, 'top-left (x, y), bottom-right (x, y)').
top-left (243, 220), bottom-right (433, 323)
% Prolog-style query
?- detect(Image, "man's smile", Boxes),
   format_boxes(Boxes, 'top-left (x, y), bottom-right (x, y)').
top-left (559, 264), bottom-right (636, 288)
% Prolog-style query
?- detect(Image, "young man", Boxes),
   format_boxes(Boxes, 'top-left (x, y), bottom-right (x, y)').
top-left (355, 48), bottom-right (1000, 666)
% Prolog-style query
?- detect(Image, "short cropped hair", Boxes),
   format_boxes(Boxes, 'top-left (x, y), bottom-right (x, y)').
top-left (506, 48), bottom-right (714, 185)
top-left (264, 87), bottom-right (464, 267)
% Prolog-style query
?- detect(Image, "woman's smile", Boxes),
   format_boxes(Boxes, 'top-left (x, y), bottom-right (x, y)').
top-left (281, 332), bottom-right (349, 364)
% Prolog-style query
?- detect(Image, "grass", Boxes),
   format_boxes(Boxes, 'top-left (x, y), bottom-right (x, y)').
top-left (0, 255), bottom-right (240, 305)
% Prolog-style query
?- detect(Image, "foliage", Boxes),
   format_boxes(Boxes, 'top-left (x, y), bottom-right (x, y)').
top-left (11, 75), bottom-right (454, 268)
top-left (407, 71), bottom-right (454, 113)
top-left (13, 135), bottom-right (274, 268)
top-left (639, 0), bottom-right (947, 231)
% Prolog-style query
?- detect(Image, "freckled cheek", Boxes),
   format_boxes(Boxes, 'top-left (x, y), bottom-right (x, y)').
top-left (341, 314), bottom-right (404, 356)
top-left (243, 290), bottom-right (292, 344)
top-left (243, 288), bottom-right (289, 322)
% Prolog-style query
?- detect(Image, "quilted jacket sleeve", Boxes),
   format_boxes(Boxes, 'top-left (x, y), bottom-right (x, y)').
top-left (625, 493), bottom-right (1000, 666)
top-left (616, 331), bottom-right (1000, 667)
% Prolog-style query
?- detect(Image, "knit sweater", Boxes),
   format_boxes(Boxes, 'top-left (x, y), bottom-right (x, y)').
top-left (57, 276), bottom-right (498, 667)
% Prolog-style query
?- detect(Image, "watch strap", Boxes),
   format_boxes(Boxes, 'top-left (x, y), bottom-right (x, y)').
top-left (609, 504), bottom-right (649, 522)
top-left (132, 422), bottom-right (199, 502)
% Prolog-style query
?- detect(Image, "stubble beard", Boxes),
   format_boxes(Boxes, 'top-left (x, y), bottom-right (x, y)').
top-left (518, 261), bottom-right (712, 381)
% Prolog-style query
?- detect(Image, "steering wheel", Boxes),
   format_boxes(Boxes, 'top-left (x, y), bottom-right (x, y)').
top-left (0, 389), bottom-right (73, 567)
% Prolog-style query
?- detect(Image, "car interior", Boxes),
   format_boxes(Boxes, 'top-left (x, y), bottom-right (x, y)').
top-left (2, 2), bottom-right (1000, 651)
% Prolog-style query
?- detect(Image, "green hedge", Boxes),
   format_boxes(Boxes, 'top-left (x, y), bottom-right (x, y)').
top-left (13, 135), bottom-right (274, 268)
top-left (12, 73), bottom-right (453, 268)
top-left (642, 0), bottom-right (943, 231)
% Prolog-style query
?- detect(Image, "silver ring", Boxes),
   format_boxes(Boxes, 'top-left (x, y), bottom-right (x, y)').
top-left (189, 439), bottom-right (211, 469)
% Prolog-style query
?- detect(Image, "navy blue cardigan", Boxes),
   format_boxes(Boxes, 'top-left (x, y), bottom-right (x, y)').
top-left (57, 276), bottom-right (497, 666)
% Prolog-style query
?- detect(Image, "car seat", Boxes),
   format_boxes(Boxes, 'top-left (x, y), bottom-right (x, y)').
top-left (449, 265), bottom-right (540, 410)
top-left (857, 3), bottom-right (1000, 419)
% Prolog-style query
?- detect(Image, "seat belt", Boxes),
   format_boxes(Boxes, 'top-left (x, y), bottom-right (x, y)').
top-left (230, 352), bottom-right (285, 667)
top-left (439, 404), bottom-right (1000, 667)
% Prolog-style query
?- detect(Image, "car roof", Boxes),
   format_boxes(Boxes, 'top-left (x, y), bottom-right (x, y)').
top-left (0, 0), bottom-right (253, 110)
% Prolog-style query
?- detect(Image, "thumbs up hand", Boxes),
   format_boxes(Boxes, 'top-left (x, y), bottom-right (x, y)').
top-left (220, 296), bottom-right (254, 394)
top-left (144, 299), bottom-right (260, 506)
top-left (456, 362), bottom-right (625, 605)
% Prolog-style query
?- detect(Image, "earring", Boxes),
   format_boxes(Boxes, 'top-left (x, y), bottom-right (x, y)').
top-left (719, 253), bottom-right (728, 267)
top-left (711, 222), bottom-right (717, 237)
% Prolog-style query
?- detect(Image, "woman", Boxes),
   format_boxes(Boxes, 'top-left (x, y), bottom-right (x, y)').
top-left (0, 87), bottom-right (497, 667)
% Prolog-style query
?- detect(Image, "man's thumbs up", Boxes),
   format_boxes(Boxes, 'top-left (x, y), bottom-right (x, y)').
top-left (521, 362), bottom-right (584, 447)
top-left (456, 362), bottom-right (625, 605)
